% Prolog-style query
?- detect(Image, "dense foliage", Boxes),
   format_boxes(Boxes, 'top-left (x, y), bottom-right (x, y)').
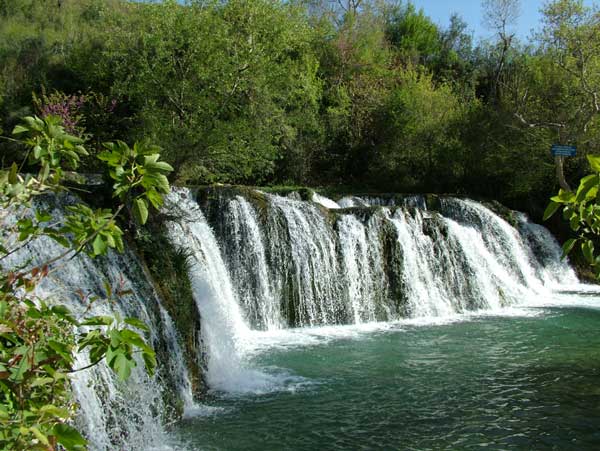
top-left (0, 114), bottom-right (172, 450)
top-left (0, 0), bottom-right (598, 217)
top-left (545, 154), bottom-right (600, 278)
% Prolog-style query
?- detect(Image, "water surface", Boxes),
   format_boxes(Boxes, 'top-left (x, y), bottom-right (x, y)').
top-left (174, 299), bottom-right (600, 450)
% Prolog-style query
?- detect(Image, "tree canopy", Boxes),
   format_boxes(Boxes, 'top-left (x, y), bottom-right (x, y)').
top-left (0, 0), bottom-right (599, 219)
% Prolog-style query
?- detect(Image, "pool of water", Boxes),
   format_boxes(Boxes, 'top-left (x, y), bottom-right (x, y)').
top-left (173, 297), bottom-right (600, 450)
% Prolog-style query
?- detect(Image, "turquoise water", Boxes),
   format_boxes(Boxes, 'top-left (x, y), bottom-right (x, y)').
top-left (174, 302), bottom-right (600, 450)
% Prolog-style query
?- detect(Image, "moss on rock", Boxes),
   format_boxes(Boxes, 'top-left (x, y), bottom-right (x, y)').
top-left (134, 217), bottom-right (206, 399)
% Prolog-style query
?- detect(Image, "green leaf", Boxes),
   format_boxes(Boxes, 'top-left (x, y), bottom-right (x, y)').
top-left (133, 198), bottom-right (149, 225)
top-left (124, 317), bottom-right (150, 332)
top-left (576, 174), bottom-right (599, 201)
top-left (30, 426), bottom-right (50, 446)
top-left (562, 238), bottom-right (577, 259)
top-left (10, 348), bottom-right (31, 382)
top-left (543, 201), bottom-right (561, 221)
top-left (30, 377), bottom-right (55, 387)
top-left (588, 154), bottom-right (600, 172)
top-left (142, 351), bottom-right (157, 376)
top-left (92, 235), bottom-right (107, 256)
top-left (146, 189), bottom-right (164, 209)
top-left (119, 329), bottom-right (148, 349)
top-left (51, 305), bottom-right (77, 324)
top-left (12, 124), bottom-right (28, 135)
top-left (8, 162), bottom-right (18, 184)
top-left (33, 145), bottom-right (42, 159)
top-left (35, 209), bottom-right (52, 222)
top-left (51, 423), bottom-right (87, 450)
top-left (39, 404), bottom-right (70, 419)
top-left (550, 188), bottom-right (575, 204)
top-left (47, 340), bottom-right (74, 364)
top-left (143, 155), bottom-right (173, 173)
top-left (112, 352), bottom-right (135, 381)
top-left (80, 316), bottom-right (114, 326)
top-left (582, 240), bottom-right (595, 264)
top-left (569, 213), bottom-right (580, 231)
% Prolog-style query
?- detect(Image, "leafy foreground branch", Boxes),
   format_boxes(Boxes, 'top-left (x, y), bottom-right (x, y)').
top-left (545, 154), bottom-right (600, 278)
top-left (0, 115), bottom-right (173, 450)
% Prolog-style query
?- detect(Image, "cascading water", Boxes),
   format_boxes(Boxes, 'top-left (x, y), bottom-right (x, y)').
top-left (164, 189), bottom-right (251, 390)
top-left (387, 208), bottom-right (457, 317)
top-left (218, 195), bottom-right (281, 330)
top-left (312, 192), bottom-right (341, 209)
top-left (3, 186), bottom-right (587, 450)
top-left (263, 193), bottom-right (346, 326)
top-left (516, 212), bottom-right (579, 286)
top-left (337, 213), bottom-right (389, 323)
top-left (203, 189), bottom-right (582, 329)
top-left (164, 189), bottom-right (285, 394)
top-left (1, 196), bottom-right (188, 451)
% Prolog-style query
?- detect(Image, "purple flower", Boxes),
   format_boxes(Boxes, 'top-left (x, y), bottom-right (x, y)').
top-left (40, 94), bottom-right (86, 134)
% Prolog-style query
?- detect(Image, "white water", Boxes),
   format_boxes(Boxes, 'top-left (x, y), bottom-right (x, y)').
top-left (206, 192), bottom-right (586, 331)
top-left (265, 193), bottom-right (344, 325)
top-left (1, 197), bottom-right (183, 451)
top-left (337, 212), bottom-right (391, 322)
top-left (312, 192), bottom-right (341, 209)
top-left (164, 189), bottom-right (285, 394)
top-left (3, 188), bottom-right (593, 451)
top-left (221, 196), bottom-right (281, 330)
top-left (337, 196), bottom-right (369, 208)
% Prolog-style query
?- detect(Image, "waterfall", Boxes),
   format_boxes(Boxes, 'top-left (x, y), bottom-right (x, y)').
top-left (1, 196), bottom-right (186, 451)
top-left (2, 186), bottom-right (584, 449)
top-left (220, 195), bottom-right (281, 330)
top-left (202, 190), bottom-right (580, 329)
top-left (164, 188), bottom-right (283, 394)
top-left (265, 193), bottom-right (346, 326)
top-left (337, 213), bottom-right (388, 323)
top-left (164, 189), bottom-right (249, 389)
top-left (387, 208), bottom-right (456, 317)
top-left (337, 196), bottom-right (369, 208)
top-left (516, 212), bottom-right (578, 286)
top-left (312, 192), bottom-right (341, 209)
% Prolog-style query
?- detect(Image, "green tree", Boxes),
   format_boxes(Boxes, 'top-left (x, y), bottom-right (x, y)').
top-left (370, 66), bottom-right (467, 191)
top-left (94, 0), bottom-right (322, 184)
top-left (544, 154), bottom-right (600, 278)
top-left (384, 1), bottom-right (441, 65)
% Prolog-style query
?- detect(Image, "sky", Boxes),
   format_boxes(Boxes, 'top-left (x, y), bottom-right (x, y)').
top-left (409, 0), bottom-right (596, 42)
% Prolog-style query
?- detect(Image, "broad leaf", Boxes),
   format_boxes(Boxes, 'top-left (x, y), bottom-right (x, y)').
top-left (543, 201), bottom-right (560, 220)
top-left (561, 238), bottom-right (577, 259)
top-left (588, 154), bottom-right (600, 172)
top-left (52, 423), bottom-right (87, 450)
top-left (133, 198), bottom-right (149, 225)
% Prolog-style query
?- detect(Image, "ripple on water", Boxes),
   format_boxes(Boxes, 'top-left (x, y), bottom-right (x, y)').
top-left (175, 305), bottom-right (600, 450)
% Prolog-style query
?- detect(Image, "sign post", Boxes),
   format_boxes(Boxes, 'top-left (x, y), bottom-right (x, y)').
top-left (551, 144), bottom-right (576, 192)
top-left (551, 144), bottom-right (577, 157)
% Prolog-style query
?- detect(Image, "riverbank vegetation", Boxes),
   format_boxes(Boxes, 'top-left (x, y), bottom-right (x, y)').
top-left (0, 116), bottom-right (172, 449)
top-left (0, 0), bottom-right (598, 219)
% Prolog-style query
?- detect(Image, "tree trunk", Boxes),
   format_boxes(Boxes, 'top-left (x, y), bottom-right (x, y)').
top-left (555, 155), bottom-right (571, 192)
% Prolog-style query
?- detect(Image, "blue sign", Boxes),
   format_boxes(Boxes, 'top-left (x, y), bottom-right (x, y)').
top-left (551, 144), bottom-right (577, 157)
